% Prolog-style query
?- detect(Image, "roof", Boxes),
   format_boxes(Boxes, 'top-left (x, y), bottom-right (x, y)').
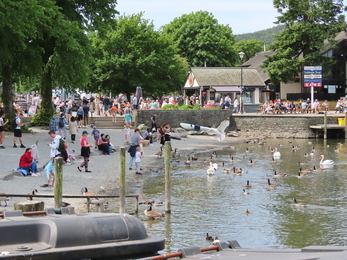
top-left (190, 67), bottom-right (265, 87)
top-left (242, 51), bottom-right (276, 83)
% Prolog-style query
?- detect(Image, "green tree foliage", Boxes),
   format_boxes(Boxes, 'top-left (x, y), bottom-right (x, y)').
top-left (235, 25), bottom-right (285, 44)
top-left (162, 11), bottom-right (238, 67)
top-left (262, 0), bottom-right (346, 84)
top-left (235, 39), bottom-right (268, 62)
top-left (90, 13), bottom-right (189, 98)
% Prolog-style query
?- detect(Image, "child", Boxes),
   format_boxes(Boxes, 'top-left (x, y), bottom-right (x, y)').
top-left (135, 146), bottom-right (143, 175)
top-left (91, 126), bottom-right (100, 149)
top-left (44, 160), bottom-right (55, 187)
top-left (109, 105), bottom-right (118, 123)
top-left (123, 125), bottom-right (131, 144)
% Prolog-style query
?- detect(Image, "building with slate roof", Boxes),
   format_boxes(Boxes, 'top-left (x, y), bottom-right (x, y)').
top-left (183, 67), bottom-right (265, 106)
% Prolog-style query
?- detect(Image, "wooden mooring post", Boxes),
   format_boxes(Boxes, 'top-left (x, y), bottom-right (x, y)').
top-left (54, 157), bottom-right (63, 208)
top-left (164, 142), bottom-right (171, 213)
top-left (119, 147), bottom-right (126, 214)
top-left (324, 111), bottom-right (327, 139)
top-left (345, 112), bottom-right (347, 139)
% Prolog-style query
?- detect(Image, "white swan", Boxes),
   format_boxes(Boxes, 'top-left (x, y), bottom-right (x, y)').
top-left (207, 167), bottom-right (215, 175)
top-left (319, 155), bottom-right (334, 165)
top-left (273, 148), bottom-right (281, 159)
top-left (210, 162), bottom-right (218, 170)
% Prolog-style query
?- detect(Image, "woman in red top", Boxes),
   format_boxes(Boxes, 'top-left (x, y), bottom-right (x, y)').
top-left (19, 148), bottom-right (39, 176)
top-left (77, 130), bottom-right (93, 172)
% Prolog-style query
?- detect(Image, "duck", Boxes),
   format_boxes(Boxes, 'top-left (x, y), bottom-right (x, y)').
top-left (249, 159), bottom-right (257, 164)
top-left (191, 155), bottom-right (198, 161)
top-left (293, 198), bottom-right (306, 207)
top-left (27, 189), bottom-right (38, 200)
top-left (139, 200), bottom-right (155, 205)
top-left (62, 201), bottom-right (71, 207)
top-left (184, 156), bottom-right (191, 166)
top-left (244, 180), bottom-right (252, 189)
top-left (98, 185), bottom-right (105, 193)
top-left (244, 209), bottom-right (250, 214)
top-left (309, 150), bottom-right (315, 156)
top-left (171, 148), bottom-right (178, 158)
top-left (212, 237), bottom-right (221, 245)
top-left (206, 233), bottom-right (214, 241)
top-left (81, 187), bottom-right (99, 200)
top-left (0, 193), bottom-right (9, 206)
top-left (273, 170), bottom-right (286, 178)
top-left (312, 165), bottom-right (326, 171)
top-left (319, 155), bottom-right (334, 165)
top-left (242, 189), bottom-right (249, 195)
top-left (144, 203), bottom-right (164, 219)
top-left (155, 147), bottom-right (163, 157)
top-left (221, 169), bottom-right (229, 174)
top-left (267, 179), bottom-right (276, 189)
top-left (210, 151), bottom-right (217, 160)
top-left (334, 147), bottom-right (340, 153)
top-left (273, 148), bottom-right (281, 159)
top-left (245, 148), bottom-right (254, 153)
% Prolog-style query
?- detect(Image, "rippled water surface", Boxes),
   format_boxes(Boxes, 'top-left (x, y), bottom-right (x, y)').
top-left (129, 138), bottom-right (347, 253)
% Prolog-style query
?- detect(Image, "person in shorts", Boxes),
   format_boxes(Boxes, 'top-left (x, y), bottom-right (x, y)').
top-left (13, 113), bottom-right (26, 148)
top-left (91, 126), bottom-right (100, 149)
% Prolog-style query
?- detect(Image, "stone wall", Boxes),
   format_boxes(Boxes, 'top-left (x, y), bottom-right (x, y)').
top-left (231, 116), bottom-right (338, 139)
top-left (135, 110), bottom-right (342, 139)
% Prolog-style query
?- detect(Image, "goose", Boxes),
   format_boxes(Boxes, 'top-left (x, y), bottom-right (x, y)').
top-left (273, 170), bottom-right (286, 178)
top-left (221, 169), bottom-right (229, 174)
top-left (267, 179), bottom-right (276, 189)
top-left (304, 152), bottom-right (309, 157)
top-left (221, 162), bottom-right (225, 167)
top-left (155, 147), bottom-right (163, 157)
top-left (191, 156), bottom-right (198, 161)
top-left (171, 148), bottom-right (178, 158)
top-left (246, 148), bottom-right (253, 153)
top-left (249, 159), bottom-right (256, 164)
top-left (309, 150), bottom-right (315, 156)
top-left (230, 155), bottom-right (234, 162)
top-left (27, 189), bottom-right (38, 200)
top-left (62, 201), bottom-right (71, 207)
top-left (234, 168), bottom-right (242, 175)
top-left (184, 156), bottom-right (191, 166)
top-left (81, 187), bottom-right (99, 200)
top-left (297, 171), bottom-right (307, 178)
top-left (244, 209), bottom-right (250, 214)
top-left (299, 167), bottom-right (311, 173)
top-left (139, 200), bottom-right (155, 205)
top-left (0, 193), bottom-right (9, 206)
top-left (206, 233), bottom-right (214, 241)
top-left (312, 165), bottom-right (326, 171)
top-left (298, 161), bottom-right (304, 165)
top-left (144, 203), bottom-right (164, 219)
top-left (242, 189), bottom-right (249, 195)
top-left (210, 151), bottom-right (217, 160)
top-left (273, 148), bottom-right (281, 159)
top-left (334, 147), bottom-right (340, 153)
top-left (239, 168), bottom-right (248, 173)
top-left (319, 155), bottom-right (334, 165)
top-left (293, 198), bottom-right (306, 207)
top-left (244, 180), bottom-right (252, 189)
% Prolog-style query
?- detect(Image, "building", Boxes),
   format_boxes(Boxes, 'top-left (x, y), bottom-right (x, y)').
top-left (183, 67), bottom-right (265, 112)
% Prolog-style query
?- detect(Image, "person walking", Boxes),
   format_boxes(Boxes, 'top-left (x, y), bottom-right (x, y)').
top-left (76, 106), bottom-right (84, 128)
top-left (83, 103), bottom-right (90, 127)
top-left (13, 113), bottom-right (26, 148)
top-left (128, 128), bottom-right (143, 170)
top-left (57, 113), bottom-right (68, 140)
top-left (233, 98), bottom-right (239, 113)
top-left (0, 111), bottom-right (9, 148)
top-left (77, 130), bottom-right (93, 172)
top-left (68, 116), bottom-right (78, 143)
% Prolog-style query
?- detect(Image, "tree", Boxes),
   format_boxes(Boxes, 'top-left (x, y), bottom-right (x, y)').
top-left (235, 39), bottom-right (268, 63)
top-left (262, 0), bottom-right (346, 85)
top-left (0, 0), bottom-right (61, 117)
top-left (90, 13), bottom-right (189, 98)
top-left (162, 11), bottom-right (238, 67)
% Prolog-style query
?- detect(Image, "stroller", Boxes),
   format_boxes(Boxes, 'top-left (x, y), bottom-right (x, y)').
top-left (30, 141), bottom-right (39, 163)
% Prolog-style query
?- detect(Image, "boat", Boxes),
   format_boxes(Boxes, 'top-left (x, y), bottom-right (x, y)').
top-left (0, 209), bottom-right (164, 259)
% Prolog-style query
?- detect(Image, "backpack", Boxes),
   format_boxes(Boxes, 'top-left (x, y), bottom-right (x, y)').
top-left (58, 118), bottom-right (65, 128)
top-left (57, 138), bottom-right (66, 154)
top-left (12, 117), bottom-right (18, 129)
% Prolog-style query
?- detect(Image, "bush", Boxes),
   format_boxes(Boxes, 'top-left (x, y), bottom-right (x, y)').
top-left (160, 104), bottom-right (179, 110)
top-left (31, 107), bottom-right (53, 126)
top-left (178, 105), bottom-right (195, 110)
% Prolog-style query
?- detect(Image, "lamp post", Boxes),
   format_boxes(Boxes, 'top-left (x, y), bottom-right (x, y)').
top-left (239, 51), bottom-right (245, 114)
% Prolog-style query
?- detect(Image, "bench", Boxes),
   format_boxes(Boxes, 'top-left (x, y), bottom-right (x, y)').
top-left (256, 105), bottom-right (263, 114)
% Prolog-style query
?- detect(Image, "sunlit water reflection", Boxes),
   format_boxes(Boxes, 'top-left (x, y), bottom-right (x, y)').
top-left (133, 138), bottom-right (347, 253)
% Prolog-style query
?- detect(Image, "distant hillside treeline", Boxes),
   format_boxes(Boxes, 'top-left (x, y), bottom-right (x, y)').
top-left (236, 24), bottom-right (285, 44)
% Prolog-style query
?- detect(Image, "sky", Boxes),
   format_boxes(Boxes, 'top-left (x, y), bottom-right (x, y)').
top-left (116, 0), bottom-right (347, 35)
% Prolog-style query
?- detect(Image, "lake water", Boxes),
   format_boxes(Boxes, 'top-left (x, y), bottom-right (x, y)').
top-left (131, 138), bottom-right (347, 254)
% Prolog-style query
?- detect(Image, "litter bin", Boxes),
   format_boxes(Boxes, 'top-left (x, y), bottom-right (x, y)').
top-left (338, 118), bottom-right (345, 126)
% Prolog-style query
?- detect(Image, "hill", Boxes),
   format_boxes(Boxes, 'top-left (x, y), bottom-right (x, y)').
top-left (236, 24), bottom-right (285, 44)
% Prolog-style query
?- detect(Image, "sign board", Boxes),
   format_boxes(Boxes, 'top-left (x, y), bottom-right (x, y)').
top-left (303, 66), bottom-right (322, 87)
top-left (28, 106), bottom-right (37, 116)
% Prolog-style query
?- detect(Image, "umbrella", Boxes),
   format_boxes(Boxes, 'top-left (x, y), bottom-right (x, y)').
top-left (135, 86), bottom-right (143, 101)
